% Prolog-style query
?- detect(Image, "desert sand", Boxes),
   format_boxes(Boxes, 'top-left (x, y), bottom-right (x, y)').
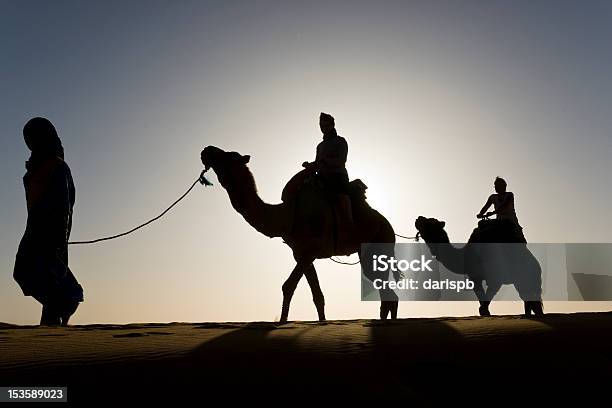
top-left (1, 312), bottom-right (611, 404)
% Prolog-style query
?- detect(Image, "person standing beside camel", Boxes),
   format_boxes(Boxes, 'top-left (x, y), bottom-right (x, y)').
top-left (302, 112), bottom-right (357, 254)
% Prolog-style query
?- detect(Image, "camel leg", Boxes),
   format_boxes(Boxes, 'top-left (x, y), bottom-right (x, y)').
top-left (379, 288), bottom-right (399, 321)
top-left (484, 281), bottom-right (502, 300)
top-left (379, 301), bottom-right (398, 320)
top-left (522, 299), bottom-right (544, 316)
top-left (380, 301), bottom-right (390, 320)
top-left (478, 301), bottom-right (491, 317)
top-left (280, 263), bottom-right (307, 323)
top-left (473, 280), bottom-right (491, 316)
top-left (303, 264), bottom-right (326, 321)
top-left (481, 281), bottom-right (501, 316)
top-left (530, 301), bottom-right (544, 316)
top-left (524, 301), bottom-right (532, 316)
top-left (515, 276), bottom-right (544, 317)
top-left (390, 300), bottom-right (398, 320)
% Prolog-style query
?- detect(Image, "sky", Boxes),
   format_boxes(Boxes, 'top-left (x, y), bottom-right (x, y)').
top-left (1, 0), bottom-right (611, 325)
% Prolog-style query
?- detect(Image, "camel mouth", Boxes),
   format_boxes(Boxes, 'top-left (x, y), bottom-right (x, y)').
top-left (415, 216), bottom-right (427, 230)
top-left (201, 145), bottom-right (225, 170)
top-left (201, 146), bottom-right (252, 172)
top-left (415, 216), bottom-right (445, 232)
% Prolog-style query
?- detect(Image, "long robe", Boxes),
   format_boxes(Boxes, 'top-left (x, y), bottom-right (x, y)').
top-left (14, 155), bottom-right (83, 307)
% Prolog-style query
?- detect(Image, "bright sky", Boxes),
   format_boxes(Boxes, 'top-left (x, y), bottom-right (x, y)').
top-left (1, 0), bottom-right (611, 324)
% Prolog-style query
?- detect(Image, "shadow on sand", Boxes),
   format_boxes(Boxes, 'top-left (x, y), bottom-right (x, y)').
top-left (1, 315), bottom-right (612, 404)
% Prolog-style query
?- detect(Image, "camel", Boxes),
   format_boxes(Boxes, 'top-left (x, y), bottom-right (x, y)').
top-left (414, 216), bottom-right (544, 316)
top-left (200, 146), bottom-right (398, 322)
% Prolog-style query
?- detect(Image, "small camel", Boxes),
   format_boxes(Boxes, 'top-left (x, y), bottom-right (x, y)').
top-left (414, 216), bottom-right (544, 316)
top-left (201, 146), bottom-right (398, 322)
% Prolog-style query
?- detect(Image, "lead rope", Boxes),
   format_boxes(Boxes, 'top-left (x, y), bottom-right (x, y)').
top-left (329, 232), bottom-right (420, 265)
top-left (68, 169), bottom-right (421, 261)
top-left (68, 171), bottom-right (212, 245)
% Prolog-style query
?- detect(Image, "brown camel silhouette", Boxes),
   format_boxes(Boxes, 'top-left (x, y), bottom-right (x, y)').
top-left (201, 146), bottom-right (398, 322)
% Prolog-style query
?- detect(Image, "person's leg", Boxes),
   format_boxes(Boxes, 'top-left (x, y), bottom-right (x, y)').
top-left (334, 193), bottom-right (359, 255)
top-left (60, 301), bottom-right (80, 327)
top-left (40, 303), bottom-right (61, 326)
top-left (33, 294), bottom-right (59, 326)
top-left (321, 173), bottom-right (359, 255)
top-left (56, 266), bottom-right (83, 326)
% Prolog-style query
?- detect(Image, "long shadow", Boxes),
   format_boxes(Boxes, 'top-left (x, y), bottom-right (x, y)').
top-left (368, 312), bottom-right (612, 405)
top-left (183, 321), bottom-right (401, 400)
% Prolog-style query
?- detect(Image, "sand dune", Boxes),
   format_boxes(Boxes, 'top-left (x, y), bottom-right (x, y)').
top-left (1, 313), bottom-right (611, 404)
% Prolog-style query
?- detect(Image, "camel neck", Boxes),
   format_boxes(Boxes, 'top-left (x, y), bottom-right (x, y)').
top-left (425, 240), bottom-right (465, 274)
top-left (224, 175), bottom-right (290, 239)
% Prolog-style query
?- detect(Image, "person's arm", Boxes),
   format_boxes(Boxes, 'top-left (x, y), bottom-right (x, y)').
top-left (65, 167), bottom-right (75, 240)
top-left (302, 141), bottom-right (323, 171)
top-left (477, 195), bottom-right (494, 218)
top-left (313, 140), bottom-right (324, 167)
top-left (49, 161), bottom-right (73, 246)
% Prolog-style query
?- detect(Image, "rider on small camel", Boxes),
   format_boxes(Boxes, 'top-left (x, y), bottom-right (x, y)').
top-left (302, 113), bottom-right (357, 254)
top-left (477, 177), bottom-right (526, 242)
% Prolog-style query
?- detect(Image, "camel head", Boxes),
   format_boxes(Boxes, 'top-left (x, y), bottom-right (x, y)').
top-left (414, 216), bottom-right (450, 243)
top-left (201, 146), bottom-right (253, 190)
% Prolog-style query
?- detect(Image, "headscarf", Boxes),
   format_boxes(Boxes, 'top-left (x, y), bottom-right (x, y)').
top-left (319, 112), bottom-right (338, 139)
top-left (320, 112), bottom-right (335, 127)
top-left (23, 117), bottom-right (64, 161)
top-left (22, 117), bottom-right (67, 207)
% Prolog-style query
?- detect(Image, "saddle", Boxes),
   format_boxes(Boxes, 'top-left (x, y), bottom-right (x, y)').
top-left (473, 218), bottom-right (526, 244)
top-left (281, 168), bottom-right (367, 205)
top-left (281, 169), bottom-right (368, 255)
top-left (348, 179), bottom-right (368, 201)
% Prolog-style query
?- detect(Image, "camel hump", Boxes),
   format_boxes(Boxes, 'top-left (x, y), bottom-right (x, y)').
top-left (281, 169), bottom-right (368, 203)
top-left (470, 219), bottom-right (526, 243)
top-left (282, 170), bottom-right (369, 203)
top-left (349, 179), bottom-right (367, 199)
top-left (282, 169), bottom-right (311, 203)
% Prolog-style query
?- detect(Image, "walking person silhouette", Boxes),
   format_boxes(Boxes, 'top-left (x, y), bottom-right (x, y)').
top-left (13, 117), bottom-right (83, 326)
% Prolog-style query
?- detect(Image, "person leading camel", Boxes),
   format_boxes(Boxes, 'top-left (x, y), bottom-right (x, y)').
top-left (302, 112), bottom-right (357, 254)
top-left (13, 117), bottom-right (84, 326)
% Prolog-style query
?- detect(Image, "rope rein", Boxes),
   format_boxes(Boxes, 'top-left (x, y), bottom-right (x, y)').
top-left (329, 258), bottom-right (361, 265)
top-left (68, 171), bottom-right (212, 245)
top-left (329, 233), bottom-right (420, 266)
top-left (68, 169), bottom-right (418, 267)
